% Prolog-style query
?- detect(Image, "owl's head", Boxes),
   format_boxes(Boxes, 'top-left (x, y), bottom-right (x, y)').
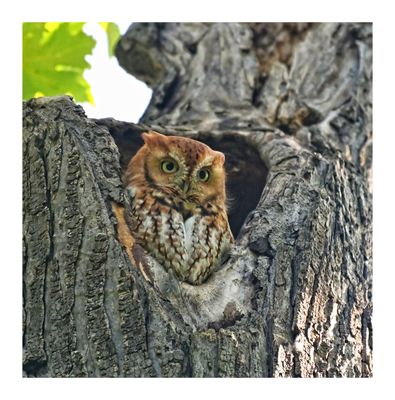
top-left (126, 131), bottom-right (227, 209)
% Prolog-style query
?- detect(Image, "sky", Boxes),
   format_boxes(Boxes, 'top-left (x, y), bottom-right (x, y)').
top-left (81, 22), bottom-right (152, 123)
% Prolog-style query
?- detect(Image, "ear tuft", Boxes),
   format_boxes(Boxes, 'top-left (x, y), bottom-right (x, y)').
top-left (214, 151), bottom-right (225, 165)
top-left (141, 131), bottom-right (167, 147)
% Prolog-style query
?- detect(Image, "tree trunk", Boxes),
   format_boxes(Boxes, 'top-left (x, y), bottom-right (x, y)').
top-left (23, 23), bottom-right (372, 377)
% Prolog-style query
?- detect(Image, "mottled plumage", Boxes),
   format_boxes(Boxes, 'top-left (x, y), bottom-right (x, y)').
top-left (124, 131), bottom-right (233, 285)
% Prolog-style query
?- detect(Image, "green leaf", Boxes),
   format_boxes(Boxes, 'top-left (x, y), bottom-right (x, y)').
top-left (99, 22), bottom-right (121, 57)
top-left (23, 22), bottom-right (96, 103)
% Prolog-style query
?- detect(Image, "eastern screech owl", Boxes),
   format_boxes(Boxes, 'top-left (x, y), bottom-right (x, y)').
top-left (124, 131), bottom-right (234, 285)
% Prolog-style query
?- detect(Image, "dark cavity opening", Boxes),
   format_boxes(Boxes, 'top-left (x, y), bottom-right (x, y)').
top-left (196, 132), bottom-right (267, 237)
top-left (96, 119), bottom-right (268, 238)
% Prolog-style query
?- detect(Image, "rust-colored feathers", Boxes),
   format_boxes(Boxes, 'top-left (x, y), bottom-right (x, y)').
top-left (123, 131), bottom-right (233, 285)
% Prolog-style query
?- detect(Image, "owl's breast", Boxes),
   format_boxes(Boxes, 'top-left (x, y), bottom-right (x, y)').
top-left (182, 215), bottom-right (196, 251)
top-left (172, 196), bottom-right (200, 221)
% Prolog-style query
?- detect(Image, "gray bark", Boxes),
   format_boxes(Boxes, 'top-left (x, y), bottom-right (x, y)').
top-left (23, 23), bottom-right (372, 377)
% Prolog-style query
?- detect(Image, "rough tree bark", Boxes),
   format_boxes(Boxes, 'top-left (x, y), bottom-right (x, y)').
top-left (23, 23), bottom-right (372, 377)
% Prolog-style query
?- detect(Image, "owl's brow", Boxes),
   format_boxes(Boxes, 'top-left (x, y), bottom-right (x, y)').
top-left (168, 152), bottom-right (189, 171)
top-left (193, 157), bottom-right (216, 171)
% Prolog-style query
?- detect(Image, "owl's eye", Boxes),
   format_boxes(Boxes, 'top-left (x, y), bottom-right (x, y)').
top-left (198, 168), bottom-right (210, 182)
top-left (161, 160), bottom-right (178, 173)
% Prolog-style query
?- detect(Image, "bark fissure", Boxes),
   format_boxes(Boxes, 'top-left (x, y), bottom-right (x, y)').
top-left (39, 138), bottom-right (52, 376)
top-left (72, 216), bottom-right (93, 376)
top-left (102, 242), bottom-right (125, 376)
top-left (143, 291), bottom-right (162, 377)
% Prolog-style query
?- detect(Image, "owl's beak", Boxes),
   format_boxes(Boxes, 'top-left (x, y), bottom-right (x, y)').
top-left (181, 181), bottom-right (190, 193)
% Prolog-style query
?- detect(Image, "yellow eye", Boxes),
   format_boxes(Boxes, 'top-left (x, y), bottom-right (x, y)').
top-left (161, 160), bottom-right (178, 173)
top-left (198, 168), bottom-right (210, 182)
